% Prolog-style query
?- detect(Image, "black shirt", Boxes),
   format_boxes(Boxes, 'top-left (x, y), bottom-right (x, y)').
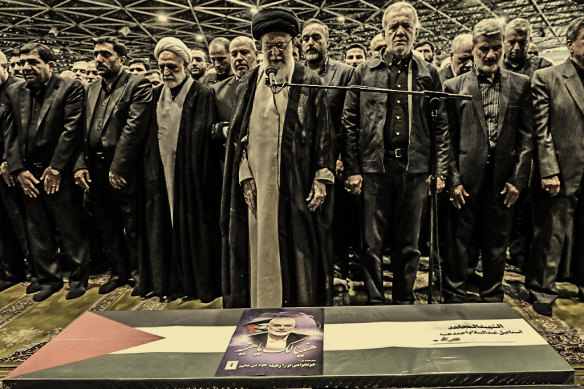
top-left (573, 60), bottom-right (584, 88)
top-left (89, 73), bottom-right (124, 152)
top-left (26, 77), bottom-right (51, 159)
top-left (383, 51), bottom-right (410, 154)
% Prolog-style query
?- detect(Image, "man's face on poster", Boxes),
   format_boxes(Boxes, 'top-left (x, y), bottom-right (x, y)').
top-left (268, 318), bottom-right (295, 339)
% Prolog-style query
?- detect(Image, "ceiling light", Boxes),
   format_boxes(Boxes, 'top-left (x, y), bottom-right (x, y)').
top-left (157, 13), bottom-right (169, 23)
top-left (337, 15), bottom-right (345, 23)
top-left (195, 34), bottom-right (205, 42)
top-left (250, 7), bottom-right (259, 16)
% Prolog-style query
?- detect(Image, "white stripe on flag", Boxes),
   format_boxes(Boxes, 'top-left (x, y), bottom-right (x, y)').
top-left (112, 319), bottom-right (546, 354)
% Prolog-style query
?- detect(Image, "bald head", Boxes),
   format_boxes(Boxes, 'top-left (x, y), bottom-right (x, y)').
top-left (229, 36), bottom-right (257, 78)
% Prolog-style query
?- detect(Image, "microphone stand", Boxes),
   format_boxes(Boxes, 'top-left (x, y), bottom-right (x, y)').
top-left (276, 81), bottom-right (471, 304)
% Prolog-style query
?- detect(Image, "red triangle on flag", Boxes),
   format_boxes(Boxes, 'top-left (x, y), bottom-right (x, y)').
top-left (6, 312), bottom-right (164, 378)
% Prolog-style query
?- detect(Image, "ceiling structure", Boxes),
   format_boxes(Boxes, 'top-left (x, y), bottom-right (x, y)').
top-left (0, 0), bottom-right (582, 65)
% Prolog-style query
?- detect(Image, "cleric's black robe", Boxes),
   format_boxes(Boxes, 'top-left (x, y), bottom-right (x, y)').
top-left (141, 81), bottom-right (221, 301)
top-left (220, 63), bottom-right (335, 308)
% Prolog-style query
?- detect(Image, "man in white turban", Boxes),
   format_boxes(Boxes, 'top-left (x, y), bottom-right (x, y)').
top-left (138, 36), bottom-right (222, 301)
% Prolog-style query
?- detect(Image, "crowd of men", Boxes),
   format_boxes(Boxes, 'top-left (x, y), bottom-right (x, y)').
top-left (0, 2), bottom-right (582, 317)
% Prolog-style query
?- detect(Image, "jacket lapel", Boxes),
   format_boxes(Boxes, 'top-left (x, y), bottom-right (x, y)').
top-left (86, 82), bottom-right (100, 134)
top-left (322, 60), bottom-right (336, 86)
top-left (562, 60), bottom-right (584, 116)
top-left (34, 75), bottom-right (59, 135)
top-left (19, 85), bottom-right (31, 142)
top-left (102, 72), bottom-right (130, 128)
top-left (496, 70), bottom-right (510, 136)
top-left (467, 71), bottom-right (489, 135)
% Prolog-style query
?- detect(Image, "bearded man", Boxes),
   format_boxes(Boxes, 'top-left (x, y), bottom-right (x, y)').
top-left (221, 7), bottom-right (335, 308)
top-left (139, 37), bottom-right (220, 300)
top-left (74, 36), bottom-right (152, 295)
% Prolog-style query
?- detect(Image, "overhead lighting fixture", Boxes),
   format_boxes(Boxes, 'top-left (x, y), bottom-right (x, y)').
top-left (250, 7), bottom-right (259, 16)
top-left (337, 15), bottom-right (345, 23)
top-left (48, 27), bottom-right (59, 37)
top-left (195, 33), bottom-right (205, 42)
top-left (157, 13), bottom-right (169, 23)
top-left (119, 26), bottom-right (131, 37)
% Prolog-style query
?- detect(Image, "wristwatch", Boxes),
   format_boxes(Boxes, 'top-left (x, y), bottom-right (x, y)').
top-left (49, 167), bottom-right (61, 176)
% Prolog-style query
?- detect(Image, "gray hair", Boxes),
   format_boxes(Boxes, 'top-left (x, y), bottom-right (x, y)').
top-left (451, 33), bottom-right (472, 53)
top-left (303, 18), bottom-right (330, 40)
top-left (473, 19), bottom-right (505, 45)
top-left (506, 18), bottom-right (532, 38)
top-left (382, 1), bottom-right (420, 29)
top-left (567, 16), bottom-right (584, 44)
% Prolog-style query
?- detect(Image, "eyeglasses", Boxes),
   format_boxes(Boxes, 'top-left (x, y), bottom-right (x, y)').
top-left (262, 37), bottom-right (293, 52)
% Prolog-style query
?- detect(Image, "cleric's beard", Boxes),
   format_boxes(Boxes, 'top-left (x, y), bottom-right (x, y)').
top-left (266, 48), bottom-right (294, 84)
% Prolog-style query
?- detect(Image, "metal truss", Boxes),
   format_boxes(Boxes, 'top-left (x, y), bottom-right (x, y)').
top-left (0, 0), bottom-right (581, 66)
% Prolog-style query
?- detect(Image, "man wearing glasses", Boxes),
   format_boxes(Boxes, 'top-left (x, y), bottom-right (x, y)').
top-left (221, 7), bottom-right (335, 309)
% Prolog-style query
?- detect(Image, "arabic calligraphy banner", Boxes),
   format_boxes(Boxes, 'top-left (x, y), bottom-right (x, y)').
top-left (215, 308), bottom-right (324, 377)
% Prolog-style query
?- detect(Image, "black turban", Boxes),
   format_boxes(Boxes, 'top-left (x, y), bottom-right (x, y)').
top-left (251, 7), bottom-right (300, 40)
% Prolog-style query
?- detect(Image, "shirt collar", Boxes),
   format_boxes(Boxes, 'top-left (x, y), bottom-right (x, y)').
top-left (474, 65), bottom-right (501, 83)
top-left (572, 59), bottom-right (584, 80)
top-left (101, 69), bottom-right (124, 93)
top-left (503, 55), bottom-right (527, 71)
top-left (26, 74), bottom-right (52, 95)
top-left (383, 49), bottom-right (411, 70)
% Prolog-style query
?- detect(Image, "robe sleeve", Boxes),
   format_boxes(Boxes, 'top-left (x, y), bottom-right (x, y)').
top-left (238, 151), bottom-right (253, 184)
top-left (315, 168), bottom-right (334, 184)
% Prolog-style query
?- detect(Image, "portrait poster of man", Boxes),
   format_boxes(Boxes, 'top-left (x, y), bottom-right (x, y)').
top-left (216, 308), bottom-right (324, 376)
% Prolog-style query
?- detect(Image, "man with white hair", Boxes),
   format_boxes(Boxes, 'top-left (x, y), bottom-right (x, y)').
top-left (141, 36), bottom-right (221, 301)
top-left (71, 61), bottom-right (88, 84)
top-left (443, 19), bottom-right (533, 303)
top-left (221, 7), bottom-right (335, 308)
top-left (439, 33), bottom-right (474, 83)
top-left (342, 1), bottom-right (450, 305)
top-left (212, 36), bottom-right (258, 134)
top-left (502, 18), bottom-right (552, 79)
top-left (74, 36), bottom-right (152, 295)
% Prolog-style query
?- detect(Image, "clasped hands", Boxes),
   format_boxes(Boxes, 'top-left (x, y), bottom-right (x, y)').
top-left (242, 178), bottom-right (326, 212)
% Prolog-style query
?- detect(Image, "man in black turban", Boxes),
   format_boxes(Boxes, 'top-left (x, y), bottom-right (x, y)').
top-left (221, 7), bottom-right (335, 308)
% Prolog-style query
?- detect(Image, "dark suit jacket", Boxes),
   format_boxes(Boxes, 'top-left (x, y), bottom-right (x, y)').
top-left (74, 71), bottom-right (152, 179)
top-left (3, 74), bottom-right (84, 174)
top-left (1, 75), bottom-right (25, 161)
top-left (439, 65), bottom-right (455, 85)
top-left (321, 59), bottom-right (354, 138)
top-left (532, 59), bottom-right (584, 196)
top-left (444, 69), bottom-right (534, 195)
top-left (249, 332), bottom-right (309, 348)
top-left (211, 74), bottom-right (237, 123)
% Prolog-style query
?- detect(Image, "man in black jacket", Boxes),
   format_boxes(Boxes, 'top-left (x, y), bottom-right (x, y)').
top-left (342, 1), bottom-right (450, 305)
top-left (527, 17), bottom-right (584, 315)
top-left (3, 43), bottom-right (89, 301)
top-left (443, 19), bottom-right (533, 303)
top-left (0, 49), bottom-right (28, 292)
top-left (74, 36), bottom-right (152, 295)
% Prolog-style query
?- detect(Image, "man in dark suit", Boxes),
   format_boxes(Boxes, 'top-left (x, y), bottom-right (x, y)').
top-left (0, 49), bottom-right (28, 291)
top-left (301, 18), bottom-right (356, 282)
top-left (439, 33), bottom-right (473, 84)
top-left (342, 2), bottom-right (450, 304)
top-left (443, 19), bottom-right (533, 303)
top-left (248, 317), bottom-right (308, 351)
top-left (74, 36), bottom-right (152, 295)
top-left (527, 17), bottom-right (584, 316)
top-left (501, 18), bottom-right (553, 272)
top-left (3, 43), bottom-right (89, 301)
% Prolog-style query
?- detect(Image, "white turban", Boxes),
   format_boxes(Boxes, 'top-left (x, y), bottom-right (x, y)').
top-left (154, 37), bottom-right (192, 65)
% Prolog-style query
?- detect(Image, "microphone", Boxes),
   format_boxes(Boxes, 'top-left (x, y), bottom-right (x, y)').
top-left (265, 65), bottom-right (278, 91)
